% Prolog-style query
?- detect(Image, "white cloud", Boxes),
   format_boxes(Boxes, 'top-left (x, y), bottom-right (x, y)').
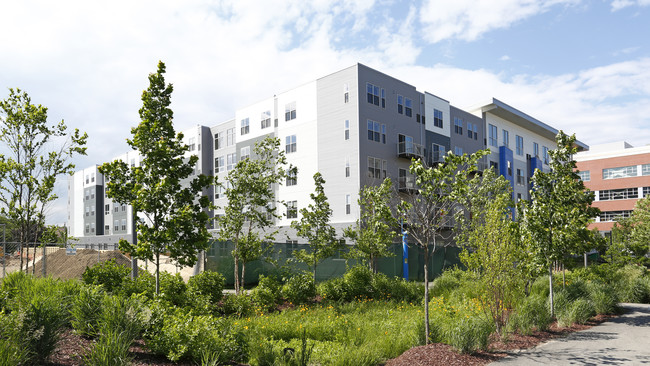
top-left (500, 55), bottom-right (511, 61)
top-left (611, 0), bottom-right (650, 11)
top-left (419, 0), bottom-right (579, 43)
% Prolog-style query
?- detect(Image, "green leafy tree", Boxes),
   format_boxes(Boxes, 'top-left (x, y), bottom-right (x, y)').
top-left (458, 168), bottom-right (524, 334)
top-left (0, 88), bottom-right (87, 273)
top-left (521, 131), bottom-right (599, 316)
top-left (607, 198), bottom-right (650, 266)
top-left (344, 177), bottom-right (397, 272)
top-left (291, 172), bottom-right (341, 280)
top-left (397, 149), bottom-right (488, 343)
top-left (217, 137), bottom-right (292, 294)
top-left (99, 61), bottom-right (212, 294)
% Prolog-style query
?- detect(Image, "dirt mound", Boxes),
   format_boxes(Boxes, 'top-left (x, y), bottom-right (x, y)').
top-left (32, 249), bottom-right (132, 280)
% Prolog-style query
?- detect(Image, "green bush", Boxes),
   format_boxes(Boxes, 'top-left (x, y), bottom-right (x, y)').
top-left (558, 298), bottom-right (594, 327)
top-left (82, 259), bottom-right (131, 293)
top-left (282, 271), bottom-right (316, 305)
top-left (99, 294), bottom-right (143, 341)
top-left (342, 265), bottom-right (375, 300)
top-left (586, 282), bottom-right (619, 315)
top-left (70, 285), bottom-right (105, 338)
top-left (220, 293), bottom-right (254, 317)
top-left (188, 270), bottom-right (226, 304)
top-left (251, 275), bottom-right (282, 312)
top-left (508, 295), bottom-right (552, 335)
top-left (121, 271), bottom-right (187, 307)
top-left (372, 273), bottom-right (423, 303)
top-left (444, 315), bottom-right (493, 353)
top-left (317, 277), bottom-right (346, 302)
top-left (430, 268), bottom-right (463, 298)
top-left (83, 329), bottom-right (133, 366)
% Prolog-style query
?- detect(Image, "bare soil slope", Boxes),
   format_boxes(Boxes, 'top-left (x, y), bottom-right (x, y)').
top-left (32, 249), bottom-right (131, 280)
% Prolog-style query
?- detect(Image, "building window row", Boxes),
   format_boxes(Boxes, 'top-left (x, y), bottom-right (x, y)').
top-left (489, 124), bottom-right (498, 147)
top-left (285, 135), bottom-right (297, 154)
top-left (433, 109), bottom-right (443, 128)
top-left (542, 146), bottom-right (549, 164)
top-left (397, 95), bottom-right (413, 117)
top-left (261, 111), bottom-right (271, 129)
top-left (286, 200), bottom-right (298, 219)
top-left (366, 83), bottom-right (385, 108)
top-left (502, 129), bottom-right (509, 148)
top-left (454, 117), bottom-right (463, 135)
top-left (603, 165), bottom-right (637, 180)
top-left (286, 170), bottom-right (297, 186)
top-left (240, 118), bottom-right (250, 135)
top-left (344, 120), bottom-right (350, 140)
top-left (599, 187), bottom-right (638, 201)
top-left (516, 168), bottom-right (525, 186)
top-left (577, 170), bottom-right (590, 181)
top-left (367, 120), bottom-right (386, 143)
top-left (227, 153), bottom-right (236, 171)
top-left (285, 102), bottom-right (297, 121)
top-left (240, 146), bottom-right (250, 160)
top-left (368, 156), bottom-right (387, 179)
top-left (516, 135), bottom-right (524, 156)
top-left (599, 210), bottom-right (632, 222)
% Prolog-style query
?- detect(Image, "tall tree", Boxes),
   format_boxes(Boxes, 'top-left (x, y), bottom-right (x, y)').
top-left (217, 137), bottom-right (292, 294)
top-left (607, 198), bottom-right (650, 267)
top-left (292, 172), bottom-right (341, 280)
top-left (397, 149), bottom-right (488, 344)
top-left (343, 177), bottom-right (397, 273)
top-left (99, 61), bottom-right (212, 294)
top-left (0, 89), bottom-right (87, 273)
top-left (521, 131), bottom-right (599, 316)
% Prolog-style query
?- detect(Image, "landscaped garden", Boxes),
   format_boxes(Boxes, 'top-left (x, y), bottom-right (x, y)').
top-left (1, 258), bottom-right (649, 366)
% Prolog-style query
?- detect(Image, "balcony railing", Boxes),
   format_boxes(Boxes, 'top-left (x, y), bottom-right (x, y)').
top-left (398, 175), bottom-right (418, 193)
top-left (476, 156), bottom-right (488, 172)
top-left (429, 150), bottom-right (446, 165)
top-left (397, 141), bottom-right (424, 160)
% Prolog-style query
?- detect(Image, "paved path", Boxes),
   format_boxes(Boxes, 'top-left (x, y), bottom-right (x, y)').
top-left (493, 303), bottom-right (650, 365)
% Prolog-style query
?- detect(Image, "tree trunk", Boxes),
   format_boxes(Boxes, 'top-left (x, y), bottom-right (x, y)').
top-left (241, 262), bottom-right (246, 292)
top-left (155, 252), bottom-right (160, 295)
top-left (583, 252), bottom-right (588, 268)
top-left (548, 263), bottom-right (554, 317)
top-left (423, 245), bottom-right (430, 345)
top-left (234, 253), bottom-right (240, 294)
top-left (562, 263), bottom-right (565, 290)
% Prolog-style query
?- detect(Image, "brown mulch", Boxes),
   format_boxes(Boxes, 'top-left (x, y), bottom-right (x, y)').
top-left (385, 314), bottom-right (615, 366)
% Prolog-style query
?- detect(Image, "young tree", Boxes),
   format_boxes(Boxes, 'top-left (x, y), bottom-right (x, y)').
top-left (397, 149), bottom-right (488, 344)
top-left (0, 88), bottom-right (87, 273)
top-left (343, 177), bottom-right (397, 273)
top-left (521, 131), bottom-right (599, 316)
top-left (217, 137), bottom-right (292, 294)
top-left (458, 169), bottom-right (524, 334)
top-left (607, 198), bottom-right (650, 267)
top-left (292, 172), bottom-right (341, 280)
top-left (99, 61), bottom-right (213, 294)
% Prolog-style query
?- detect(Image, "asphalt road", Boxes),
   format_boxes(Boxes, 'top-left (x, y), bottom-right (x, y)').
top-left (493, 303), bottom-right (650, 365)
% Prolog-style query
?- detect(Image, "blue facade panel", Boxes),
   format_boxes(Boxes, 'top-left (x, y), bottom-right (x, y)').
top-left (529, 156), bottom-right (542, 179)
top-left (499, 146), bottom-right (514, 189)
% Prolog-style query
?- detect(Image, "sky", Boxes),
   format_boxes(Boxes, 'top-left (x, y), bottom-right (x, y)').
top-left (1, 0), bottom-right (649, 225)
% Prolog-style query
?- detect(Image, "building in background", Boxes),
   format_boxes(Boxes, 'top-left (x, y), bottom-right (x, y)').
top-left (67, 63), bottom-right (585, 246)
top-left (575, 142), bottom-right (650, 233)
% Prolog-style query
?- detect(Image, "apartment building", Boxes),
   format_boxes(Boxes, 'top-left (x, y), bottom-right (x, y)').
top-left (67, 63), bottom-right (584, 245)
top-left (575, 142), bottom-right (650, 233)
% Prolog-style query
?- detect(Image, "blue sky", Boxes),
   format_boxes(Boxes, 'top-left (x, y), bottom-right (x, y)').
top-left (0, 0), bottom-right (649, 224)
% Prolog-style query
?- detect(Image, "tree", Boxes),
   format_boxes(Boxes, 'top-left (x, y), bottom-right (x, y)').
top-left (397, 149), bottom-right (488, 344)
top-left (217, 137), bottom-right (292, 294)
top-left (343, 177), bottom-right (397, 273)
top-left (0, 88), bottom-right (87, 273)
top-left (458, 168), bottom-right (524, 334)
top-left (521, 131), bottom-right (599, 316)
top-left (291, 172), bottom-right (341, 280)
top-left (607, 198), bottom-right (650, 267)
top-left (99, 61), bottom-right (212, 295)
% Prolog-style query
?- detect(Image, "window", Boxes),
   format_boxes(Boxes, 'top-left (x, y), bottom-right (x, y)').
top-left (345, 158), bottom-right (350, 177)
top-left (344, 120), bottom-right (350, 140)
top-left (345, 194), bottom-right (351, 215)
top-left (366, 120), bottom-right (385, 143)
top-left (240, 118), bottom-right (250, 135)
top-left (90, 190), bottom-right (95, 199)
top-left (542, 146), bottom-right (549, 164)
top-left (502, 130), bottom-right (509, 147)
top-left (433, 109), bottom-right (443, 128)
top-left (287, 201), bottom-right (298, 219)
top-left (366, 83), bottom-right (385, 107)
top-left (91, 223), bottom-right (95, 233)
top-left (122, 204), bottom-right (127, 212)
top-left (105, 225), bottom-right (110, 234)
top-left (226, 153), bottom-right (236, 171)
top-left (226, 128), bottom-right (235, 146)
top-left (533, 142), bottom-right (539, 157)
top-left (489, 124), bottom-right (498, 147)
top-left (285, 102), bottom-right (297, 121)
top-left (431, 143), bottom-right (445, 162)
top-left (516, 169), bottom-right (525, 186)
top-left (105, 204), bottom-right (110, 215)
top-left (405, 98), bottom-right (412, 117)
top-left (91, 173), bottom-right (95, 183)
top-left (188, 137), bottom-right (196, 151)
top-left (85, 174), bottom-right (89, 184)
top-left (130, 158), bottom-right (135, 167)
top-left (85, 207), bottom-right (89, 216)
top-left (644, 187), bottom-right (650, 197)
top-left (240, 146), bottom-right (250, 160)
top-left (215, 156), bottom-right (225, 173)
top-left (467, 122), bottom-right (473, 138)
top-left (286, 170), bottom-right (297, 186)
top-left (285, 135), bottom-right (297, 153)
top-left (516, 135), bottom-right (524, 156)
top-left (367, 157), bottom-right (386, 179)
top-left (261, 111), bottom-right (271, 129)
top-left (214, 132), bottom-right (223, 150)
top-left (454, 117), bottom-right (463, 135)
top-left (91, 206), bottom-right (95, 216)
top-left (215, 185), bottom-right (224, 199)
top-left (454, 146), bottom-right (463, 155)
top-left (85, 189), bottom-right (89, 201)
top-left (600, 210), bottom-right (632, 222)
top-left (85, 224), bottom-right (89, 234)
top-left (603, 165), bottom-right (638, 180)
top-left (473, 124), bottom-right (478, 140)
top-left (114, 220), bottom-right (119, 232)
top-left (643, 164), bottom-right (650, 176)
top-left (490, 161), bottom-right (498, 171)
top-left (599, 188), bottom-right (638, 201)
top-left (578, 170), bottom-right (590, 181)
top-left (114, 202), bottom-right (119, 212)
top-left (121, 219), bottom-right (127, 231)
top-left (344, 83), bottom-right (349, 103)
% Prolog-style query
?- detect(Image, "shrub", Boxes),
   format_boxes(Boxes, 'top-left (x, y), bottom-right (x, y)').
top-left (99, 294), bottom-right (143, 341)
top-left (70, 285), bottom-right (105, 338)
top-left (188, 270), bottom-right (226, 305)
top-left (371, 274), bottom-right (423, 303)
top-left (558, 298), bottom-right (594, 327)
top-left (342, 265), bottom-right (375, 300)
top-left (82, 259), bottom-right (131, 293)
top-left (317, 277), bottom-right (346, 302)
top-left (430, 268), bottom-right (463, 298)
top-left (83, 329), bottom-right (133, 366)
top-left (120, 271), bottom-right (187, 307)
top-left (282, 271), bottom-right (316, 305)
top-left (508, 295), bottom-right (552, 335)
top-left (445, 315), bottom-right (493, 353)
top-left (586, 282), bottom-right (619, 315)
top-left (251, 275), bottom-right (282, 312)
top-left (220, 293), bottom-right (254, 317)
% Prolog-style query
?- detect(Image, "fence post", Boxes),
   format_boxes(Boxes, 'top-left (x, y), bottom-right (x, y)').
top-left (42, 243), bottom-right (46, 277)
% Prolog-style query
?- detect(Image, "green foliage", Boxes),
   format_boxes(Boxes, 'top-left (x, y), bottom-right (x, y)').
top-left (507, 295), bottom-right (553, 335)
top-left (83, 329), bottom-right (134, 366)
top-left (344, 178), bottom-right (397, 272)
top-left (220, 294), bottom-right (254, 317)
top-left (586, 281), bottom-right (619, 315)
top-left (292, 173), bottom-right (341, 279)
top-left (70, 285), bottom-right (105, 338)
top-left (120, 270), bottom-right (187, 307)
top-left (342, 265), bottom-right (374, 300)
top-left (251, 275), bottom-right (282, 311)
top-left (0, 88), bottom-right (87, 272)
top-left (217, 136), bottom-right (293, 294)
top-left (318, 267), bottom-right (423, 304)
top-left (428, 297), bottom-right (494, 353)
top-left (606, 198), bottom-right (650, 267)
top-left (100, 61), bottom-right (213, 294)
top-left (188, 270), bottom-right (226, 305)
top-left (282, 271), bottom-right (316, 305)
top-left (558, 298), bottom-right (595, 327)
top-left (82, 259), bottom-right (131, 293)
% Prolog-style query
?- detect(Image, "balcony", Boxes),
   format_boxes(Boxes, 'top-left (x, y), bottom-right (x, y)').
top-left (476, 156), bottom-right (488, 172)
top-left (398, 175), bottom-right (418, 194)
top-left (397, 141), bottom-right (424, 160)
top-left (429, 150), bottom-right (446, 165)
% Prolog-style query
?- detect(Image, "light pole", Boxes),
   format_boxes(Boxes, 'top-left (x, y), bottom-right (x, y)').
top-left (401, 218), bottom-right (408, 281)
